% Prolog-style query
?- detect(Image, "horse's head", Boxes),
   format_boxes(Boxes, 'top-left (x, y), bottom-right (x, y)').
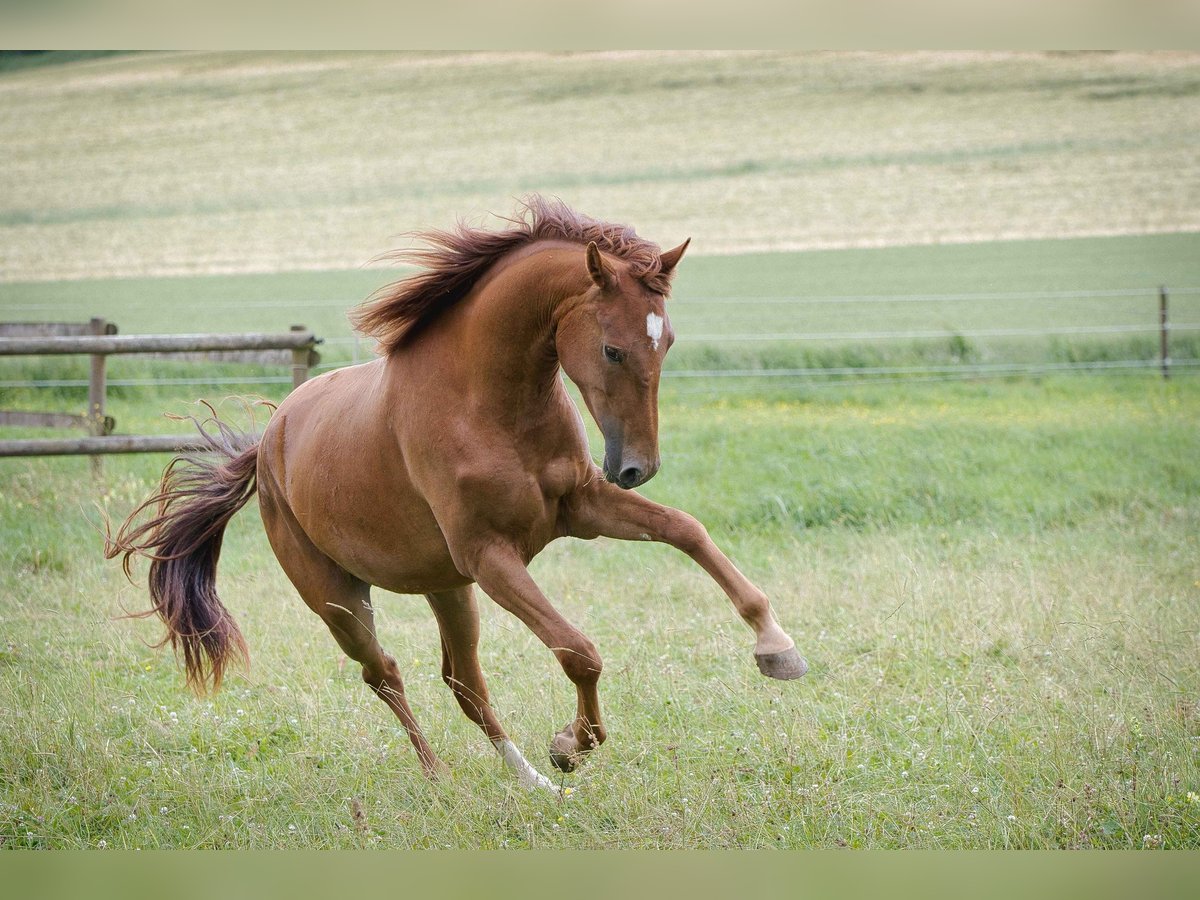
top-left (557, 238), bottom-right (689, 490)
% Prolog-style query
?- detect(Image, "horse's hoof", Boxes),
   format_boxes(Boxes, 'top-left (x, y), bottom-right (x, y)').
top-left (755, 647), bottom-right (808, 680)
top-left (549, 749), bottom-right (578, 773)
top-left (549, 730), bottom-right (582, 773)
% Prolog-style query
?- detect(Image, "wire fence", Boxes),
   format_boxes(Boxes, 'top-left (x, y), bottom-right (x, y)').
top-left (6, 358), bottom-right (1200, 393)
top-left (7, 285), bottom-right (1200, 314)
top-left (3, 285), bottom-right (1198, 393)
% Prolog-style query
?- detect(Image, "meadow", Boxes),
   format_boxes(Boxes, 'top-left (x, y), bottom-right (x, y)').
top-left (1, 371), bottom-right (1198, 849)
top-left (3, 233), bottom-right (1199, 848)
top-left (1, 51), bottom-right (1199, 282)
top-left (2, 231), bottom-right (1198, 426)
top-left (2, 51), bottom-right (1199, 850)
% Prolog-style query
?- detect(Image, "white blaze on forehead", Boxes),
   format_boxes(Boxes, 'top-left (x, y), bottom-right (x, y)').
top-left (646, 312), bottom-right (665, 350)
top-left (493, 739), bottom-right (557, 792)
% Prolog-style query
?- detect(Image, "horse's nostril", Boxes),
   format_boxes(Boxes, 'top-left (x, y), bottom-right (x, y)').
top-left (619, 466), bottom-right (643, 487)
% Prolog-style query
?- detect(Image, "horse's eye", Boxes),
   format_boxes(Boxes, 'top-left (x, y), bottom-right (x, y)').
top-left (603, 345), bottom-right (626, 364)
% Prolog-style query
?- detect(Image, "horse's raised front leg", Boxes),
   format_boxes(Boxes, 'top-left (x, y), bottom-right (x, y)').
top-left (567, 479), bottom-right (808, 680)
top-left (466, 543), bottom-right (606, 775)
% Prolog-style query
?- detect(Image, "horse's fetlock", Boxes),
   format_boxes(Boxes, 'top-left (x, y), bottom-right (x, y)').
top-left (747, 587), bottom-right (771, 617)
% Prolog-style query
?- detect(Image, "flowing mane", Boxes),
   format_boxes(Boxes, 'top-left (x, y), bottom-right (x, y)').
top-left (352, 195), bottom-right (673, 354)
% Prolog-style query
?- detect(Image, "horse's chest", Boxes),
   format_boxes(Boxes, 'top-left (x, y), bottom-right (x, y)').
top-left (538, 457), bottom-right (581, 502)
top-left (500, 459), bottom-right (582, 558)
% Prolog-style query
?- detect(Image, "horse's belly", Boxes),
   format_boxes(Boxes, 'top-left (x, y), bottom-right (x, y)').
top-left (290, 477), bottom-right (468, 594)
top-left (332, 515), bottom-right (469, 595)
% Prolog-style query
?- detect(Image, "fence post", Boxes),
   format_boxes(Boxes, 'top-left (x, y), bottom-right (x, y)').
top-left (87, 317), bottom-right (109, 477)
top-left (290, 324), bottom-right (310, 390)
top-left (1159, 286), bottom-right (1170, 381)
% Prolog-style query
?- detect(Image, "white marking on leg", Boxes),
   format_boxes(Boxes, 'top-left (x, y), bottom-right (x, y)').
top-left (646, 312), bottom-right (664, 350)
top-left (493, 739), bottom-right (556, 792)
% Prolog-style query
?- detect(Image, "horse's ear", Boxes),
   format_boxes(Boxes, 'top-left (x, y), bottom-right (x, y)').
top-left (586, 241), bottom-right (614, 289)
top-left (659, 238), bottom-right (691, 279)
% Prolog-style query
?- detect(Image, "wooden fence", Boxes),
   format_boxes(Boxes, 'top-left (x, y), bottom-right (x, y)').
top-left (0, 319), bottom-right (321, 462)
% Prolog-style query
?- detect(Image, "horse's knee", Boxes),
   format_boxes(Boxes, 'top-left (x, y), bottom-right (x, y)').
top-left (663, 511), bottom-right (709, 555)
top-left (556, 636), bottom-right (602, 685)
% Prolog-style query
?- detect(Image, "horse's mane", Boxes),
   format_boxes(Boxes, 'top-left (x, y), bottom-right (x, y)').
top-left (352, 195), bottom-right (672, 354)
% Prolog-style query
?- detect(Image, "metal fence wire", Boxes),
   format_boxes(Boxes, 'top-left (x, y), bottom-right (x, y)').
top-left (2, 286), bottom-right (1198, 392)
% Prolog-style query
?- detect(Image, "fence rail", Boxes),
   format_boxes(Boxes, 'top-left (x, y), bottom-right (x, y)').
top-left (0, 319), bottom-right (320, 464)
top-left (0, 331), bottom-right (320, 357)
top-left (0, 434), bottom-right (213, 458)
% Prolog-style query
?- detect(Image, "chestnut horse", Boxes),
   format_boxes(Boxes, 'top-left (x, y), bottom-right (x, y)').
top-left (109, 197), bottom-right (807, 790)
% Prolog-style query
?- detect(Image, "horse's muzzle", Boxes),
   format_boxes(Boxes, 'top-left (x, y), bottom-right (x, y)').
top-left (604, 457), bottom-right (659, 490)
top-left (602, 428), bottom-right (659, 489)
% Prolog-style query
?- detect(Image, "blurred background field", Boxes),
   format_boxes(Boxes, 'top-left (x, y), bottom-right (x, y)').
top-left (2, 51), bottom-right (1199, 413)
top-left (1, 51), bottom-right (1198, 281)
top-left (1, 52), bottom-right (1198, 849)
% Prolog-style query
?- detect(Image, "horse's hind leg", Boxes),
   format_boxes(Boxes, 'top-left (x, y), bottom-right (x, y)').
top-left (426, 587), bottom-right (556, 791)
top-left (259, 488), bottom-right (443, 778)
top-left (321, 584), bottom-right (444, 778)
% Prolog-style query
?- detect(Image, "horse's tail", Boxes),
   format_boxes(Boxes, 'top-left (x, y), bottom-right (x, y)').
top-left (105, 409), bottom-right (260, 694)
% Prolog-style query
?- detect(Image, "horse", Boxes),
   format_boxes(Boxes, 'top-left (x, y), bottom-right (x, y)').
top-left (108, 196), bottom-right (807, 791)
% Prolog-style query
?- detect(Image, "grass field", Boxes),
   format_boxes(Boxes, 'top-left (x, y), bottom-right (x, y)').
top-left (1, 373), bottom-right (1198, 849)
top-left (2, 241), bottom-right (1200, 850)
top-left (1, 51), bottom-right (1198, 282)
top-left (2, 51), bottom-right (1200, 850)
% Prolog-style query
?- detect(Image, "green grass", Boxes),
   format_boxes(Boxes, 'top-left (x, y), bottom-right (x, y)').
top-left (0, 52), bottom-right (132, 76)
top-left (2, 375), bottom-right (1198, 849)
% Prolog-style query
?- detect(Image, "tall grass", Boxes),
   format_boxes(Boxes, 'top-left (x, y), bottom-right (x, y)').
top-left (1, 375), bottom-right (1197, 848)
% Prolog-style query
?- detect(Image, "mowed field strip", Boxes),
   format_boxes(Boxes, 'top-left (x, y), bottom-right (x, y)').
top-left (2, 232), bottom-right (1199, 411)
top-left (1, 51), bottom-right (1198, 281)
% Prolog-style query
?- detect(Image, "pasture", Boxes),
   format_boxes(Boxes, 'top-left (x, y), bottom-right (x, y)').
top-left (2, 231), bottom-right (1198, 411)
top-left (1, 51), bottom-right (1199, 849)
top-left (1, 374), bottom-right (1198, 848)
top-left (2, 245), bottom-right (1198, 848)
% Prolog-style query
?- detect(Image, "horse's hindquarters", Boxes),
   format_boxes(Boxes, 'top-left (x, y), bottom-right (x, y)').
top-left (256, 368), bottom-right (468, 596)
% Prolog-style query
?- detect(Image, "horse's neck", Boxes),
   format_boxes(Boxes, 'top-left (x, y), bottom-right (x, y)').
top-left (454, 243), bottom-right (588, 419)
